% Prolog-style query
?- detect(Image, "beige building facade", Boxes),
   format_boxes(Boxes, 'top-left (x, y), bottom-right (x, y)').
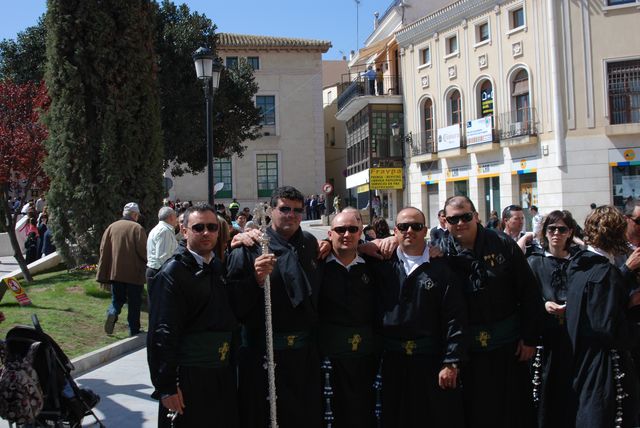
top-left (397, 0), bottom-right (640, 228)
top-left (167, 34), bottom-right (331, 208)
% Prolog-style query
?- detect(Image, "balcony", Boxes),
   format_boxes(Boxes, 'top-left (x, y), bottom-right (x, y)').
top-left (498, 107), bottom-right (540, 147)
top-left (407, 132), bottom-right (438, 162)
top-left (336, 74), bottom-right (403, 121)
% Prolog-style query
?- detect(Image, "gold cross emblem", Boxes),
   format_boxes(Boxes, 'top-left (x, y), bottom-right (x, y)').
top-left (403, 340), bottom-right (416, 356)
top-left (218, 342), bottom-right (230, 361)
top-left (348, 334), bottom-right (362, 352)
top-left (557, 314), bottom-right (565, 325)
top-left (286, 335), bottom-right (297, 347)
top-left (476, 331), bottom-right (491, 348)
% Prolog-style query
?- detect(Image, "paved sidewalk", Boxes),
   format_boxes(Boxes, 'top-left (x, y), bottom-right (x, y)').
top-left (0, 255), bottom-right (18, 276)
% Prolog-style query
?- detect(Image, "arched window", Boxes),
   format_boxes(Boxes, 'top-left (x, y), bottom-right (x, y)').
top-left (512, 69), bottom-right (530, 122)
top-left (424, 99), bottom-right (434, 141)
top-left (449, 90), bottom-right (461, 125)
top-left (479, 80), bottom-right (494, 118)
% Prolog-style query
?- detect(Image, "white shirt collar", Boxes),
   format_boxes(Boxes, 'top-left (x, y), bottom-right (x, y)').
top-left (396, 245), bottom-right (430, 276)
top-left (327, 253), bottom-right (365, 271)
top-left (187, 248), bottom-right (215, 268)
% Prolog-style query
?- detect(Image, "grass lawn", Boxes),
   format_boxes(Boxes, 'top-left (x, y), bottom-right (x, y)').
top-left (0, 266), bottom-right (148, 359)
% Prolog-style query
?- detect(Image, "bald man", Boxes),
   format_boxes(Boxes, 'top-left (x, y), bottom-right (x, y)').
top-left (316, 211), bottom-right (379, 427)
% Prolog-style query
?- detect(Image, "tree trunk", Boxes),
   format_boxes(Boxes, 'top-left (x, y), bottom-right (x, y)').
top-left (1, 189), bottom-right (33, 283)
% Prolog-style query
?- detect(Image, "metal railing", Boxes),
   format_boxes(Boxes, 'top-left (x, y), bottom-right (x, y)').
top-left (496, 107), bottom-right (539, 140)
top-left (337, 74), bottom-right (403, 111)
top-left (406, 132), bottom-right (436, 156)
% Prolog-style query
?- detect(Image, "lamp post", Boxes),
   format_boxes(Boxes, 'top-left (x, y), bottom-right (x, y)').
top-left (193, 47), bottom-right (223, 206)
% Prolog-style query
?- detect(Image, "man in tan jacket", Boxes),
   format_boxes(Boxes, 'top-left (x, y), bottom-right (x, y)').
top-left (97, 202), bottom-right (147, 336)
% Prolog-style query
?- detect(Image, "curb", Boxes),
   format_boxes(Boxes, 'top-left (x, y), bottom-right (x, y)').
top-left (71, 333), bottom-right (146, 377)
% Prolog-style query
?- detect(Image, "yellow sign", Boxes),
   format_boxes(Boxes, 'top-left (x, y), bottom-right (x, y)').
top-left (369, 168), bottom-right (403, 190)
top-left (356, 184), bottom-right (370, 193)
top-left (624, 149), bottom-right (636, 161)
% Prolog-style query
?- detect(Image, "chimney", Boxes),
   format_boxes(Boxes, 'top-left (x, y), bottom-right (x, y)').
top-left (374, 12), bottom-right (380, 30)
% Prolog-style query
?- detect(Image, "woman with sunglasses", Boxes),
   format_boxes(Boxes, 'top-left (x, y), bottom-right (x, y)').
top-left (526, 210), bottom-right (579, 427)
top-left (531, 207), bottom-right (640, 427)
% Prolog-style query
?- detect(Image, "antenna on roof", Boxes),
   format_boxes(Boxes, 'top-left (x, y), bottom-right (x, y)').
top-left (355, 0), bottom-right (361, 51)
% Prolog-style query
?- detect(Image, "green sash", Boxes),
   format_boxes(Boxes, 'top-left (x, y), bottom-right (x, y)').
top-left (318, 324), bottom-right (375, 357)
top-left (177, 331), bottom-right (233, 368)
top-left (470, 312), bottom-right (520, 352)
top-left (241, 327), bottom-right (311, 351)
top-left (383, 335), bottom-right (440, 356)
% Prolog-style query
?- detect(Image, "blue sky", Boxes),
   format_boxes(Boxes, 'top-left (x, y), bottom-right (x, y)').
top-left (0, 0), bottom-right (394, 60)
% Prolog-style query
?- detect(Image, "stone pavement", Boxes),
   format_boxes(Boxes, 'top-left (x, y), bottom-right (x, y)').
top-left (0, 255), bottom-right (18, 276)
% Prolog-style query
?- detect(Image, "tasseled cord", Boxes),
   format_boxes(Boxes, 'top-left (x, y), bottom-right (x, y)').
top-left (373, 358), bottom-right (383, 428)
top-left (531, 345), bottom-right (544, 406)
top-left (612, 349), bottom-right (628, 428)
top-left (321, 358), bottom-right (334, 428)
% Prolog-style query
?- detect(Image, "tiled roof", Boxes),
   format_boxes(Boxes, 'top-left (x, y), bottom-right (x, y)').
top-left (218, 33), bottom-right (331, 52)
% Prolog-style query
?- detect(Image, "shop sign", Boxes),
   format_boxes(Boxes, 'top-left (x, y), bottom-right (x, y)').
top-left (370, 168), bottom-right (403, 190)
top-left (437, 125), bottom-right (461, 152)
top-left (609, 147), bottom-right (640, 166)
top-left (466, 117), bottom-right (493, 145)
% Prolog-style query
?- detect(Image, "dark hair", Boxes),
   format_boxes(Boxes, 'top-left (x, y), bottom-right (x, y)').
top-left (584, 205), bottom-right (629, 256)
top-left (438, 209), bottom-right (445, 217)
top-left (372, 217), bottom-right (391, 239)
top-left (182, 203), bottom-right (217, 227)
top-left (270, 186), bottom-right (304, 207)
top-left (444, 195), bottom-right (477, 214)
top-left (540, 210), bottom-right (576, 251)
top-left (214, 215), bottom-right (231, 262)
top-left (501, 204), bottom-right (523, 221)
top-left (590, 203), bottom-right (597, 210)
top-left (530, 205), bottom-right (538, 213)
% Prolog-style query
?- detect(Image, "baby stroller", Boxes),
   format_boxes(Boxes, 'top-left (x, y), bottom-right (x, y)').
top-left (0, 315), bottom-right (104, 427)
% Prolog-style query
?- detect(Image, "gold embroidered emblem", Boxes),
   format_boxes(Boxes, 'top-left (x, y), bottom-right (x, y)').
top-left (403, 340), bottom-right (416, 356)
top-left (476, 331), bottom-right (491, 348)
top-left (286, 335), bottom-right (297, 347)
top-left (218, 342), bottom-right (230, 361)
top-left (557, 313), bottom-right (565, 325)
top-left (483, 254), bottom-right (497, 267)
top-left (348, 334), bottom-right (362, 352)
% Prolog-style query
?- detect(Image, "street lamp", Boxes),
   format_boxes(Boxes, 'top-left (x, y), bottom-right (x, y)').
top-left (193, 47), bottom-right (223, 206)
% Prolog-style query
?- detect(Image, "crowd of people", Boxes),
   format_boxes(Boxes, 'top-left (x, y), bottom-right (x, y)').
top-left (87, 188), bottom-right (640, 427)
top-left (8, 195), bottom-right (56, 264)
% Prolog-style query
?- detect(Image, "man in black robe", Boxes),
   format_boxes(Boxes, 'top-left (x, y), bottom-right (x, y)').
top-left (438, 196), bottom-right (543, 428)
top-left (372, 207), bottom-right (468, 428)
top-left (317, 211), bottom-right (379, 427)
top-left (147, 204), bottom-right (239, 427)
top-left (226, 186), bottom-right (321, 428)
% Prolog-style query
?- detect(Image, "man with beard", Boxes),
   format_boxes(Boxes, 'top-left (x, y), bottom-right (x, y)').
top-left (226, 186), bottom-right (321, 428)
top-left (372, 207), bottom-right (467, 427)
top-left (438, 196), bottom-right (543, 428)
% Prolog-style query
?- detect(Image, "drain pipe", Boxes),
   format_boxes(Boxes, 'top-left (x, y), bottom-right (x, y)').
top-left (547, 0), bottom-right (566, 167)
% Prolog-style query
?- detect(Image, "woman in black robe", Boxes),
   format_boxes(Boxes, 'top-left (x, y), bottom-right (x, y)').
top-left (527, 210), bottom-right (578, 427)
top-left (567, 206), bottom-right (640, 427)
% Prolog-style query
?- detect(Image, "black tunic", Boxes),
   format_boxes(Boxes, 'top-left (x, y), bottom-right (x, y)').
top-left (317, 257), bottom-right (379, 428)
top-left (565, 250), bottom-right (640, 428)
top-left (369, 253), bottom-right (468, 428)
top-left (226, 227), bottom-right (321, 428)
top-left (528, 250), bottom-right (573, 428)
top-left (147, 244), bottom-right (239, 428)
top-left (438, 225), bottom-right (543, 428)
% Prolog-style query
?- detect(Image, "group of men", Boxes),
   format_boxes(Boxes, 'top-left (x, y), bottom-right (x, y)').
top-left (129, 184), bottom-right (543, 428)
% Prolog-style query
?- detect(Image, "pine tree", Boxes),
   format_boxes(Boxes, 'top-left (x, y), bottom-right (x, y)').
top-left (43, 0), bottom-right (163, 265)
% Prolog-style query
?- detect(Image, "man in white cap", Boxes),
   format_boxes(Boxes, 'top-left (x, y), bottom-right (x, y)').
top-left (97, 202), bottom-right (148, 336)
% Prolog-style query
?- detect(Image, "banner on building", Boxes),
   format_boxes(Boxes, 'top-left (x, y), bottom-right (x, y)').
top-left (466, 117), bottom-right (493, 145)
top-left (437, 125), bottom-right (461, 152)
top-left (370, 168), bottom-right (403, 189)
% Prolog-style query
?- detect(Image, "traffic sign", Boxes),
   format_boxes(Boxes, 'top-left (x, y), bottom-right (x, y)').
top-left (322, 183), bottom-right (334, 194)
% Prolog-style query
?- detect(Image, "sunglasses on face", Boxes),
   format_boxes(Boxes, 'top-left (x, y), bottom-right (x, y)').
top-left (629, 216), bottom-right (640, 226)
top-left (189, 223), bottom-right (219, 233)
top-left (445, 212), bottom-right (474, 225)
top-left (396, 222), bottom-right (425, 232)
top-left (332, 225), bottom-right (360, 234)
top-left (278, 206), bottom-right (305, 215)
top-left (547, 226), bottom-right (569, 234)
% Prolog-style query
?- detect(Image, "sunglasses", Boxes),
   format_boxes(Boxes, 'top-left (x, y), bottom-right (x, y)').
top-left (332, 226), bottom-right (360, 234)
top-left (396, 222), bottom-right (425, 232)
top-left (445, 212), bottom-right (474, 225)
top-left (629, 217), bottom-right (640, 226)
top-left (547, 226), bottom-right (569, 234)
top-left (189, 223), bottom-right (219, 233)
top-left (278, 206), bottom-right (305, 215)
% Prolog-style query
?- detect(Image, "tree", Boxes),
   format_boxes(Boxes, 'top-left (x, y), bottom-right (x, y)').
top-left (1, 1), bottom-right (262, 177)
top-left (154, 0), bottom-right (261, 175)
top-left (0, 80), bottom-right (50, 282)
top-left (43, 0), bottom-right (164, 265)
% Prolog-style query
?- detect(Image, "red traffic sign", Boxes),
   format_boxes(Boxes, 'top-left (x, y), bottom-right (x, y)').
top-left (322, 183), bottom-right (334, 194)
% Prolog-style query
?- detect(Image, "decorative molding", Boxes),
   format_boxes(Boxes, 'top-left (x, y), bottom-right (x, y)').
top-left (478, 53), bottom-right (488, 69)
top-left (462, 19), bottom-right (468, 29)
top-left (512, 41), bottom-right (523, 58)
top-left (433, 32), bottom-right (439, 41)
top-left (421, 75), bottom-right (430, 88)
top-left (448, 65), bottom-right (457, 79)
top-left (494, 5), bottom-right (501, 15)
top-left (408, 44), bottom-right (414, 52)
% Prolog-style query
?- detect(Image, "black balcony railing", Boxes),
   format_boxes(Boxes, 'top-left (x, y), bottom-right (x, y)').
top-left (337, 74), bottom-right (403, 111)
top-left (497, 107), bottom-right (539, 140)
top-left (407, 132), bottom-right (436, 156)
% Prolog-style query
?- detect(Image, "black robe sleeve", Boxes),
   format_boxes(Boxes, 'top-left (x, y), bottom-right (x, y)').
top-left (226, 245), bottom-right (262, 322)
top-left (440, 266), bottom-right (469, 364)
